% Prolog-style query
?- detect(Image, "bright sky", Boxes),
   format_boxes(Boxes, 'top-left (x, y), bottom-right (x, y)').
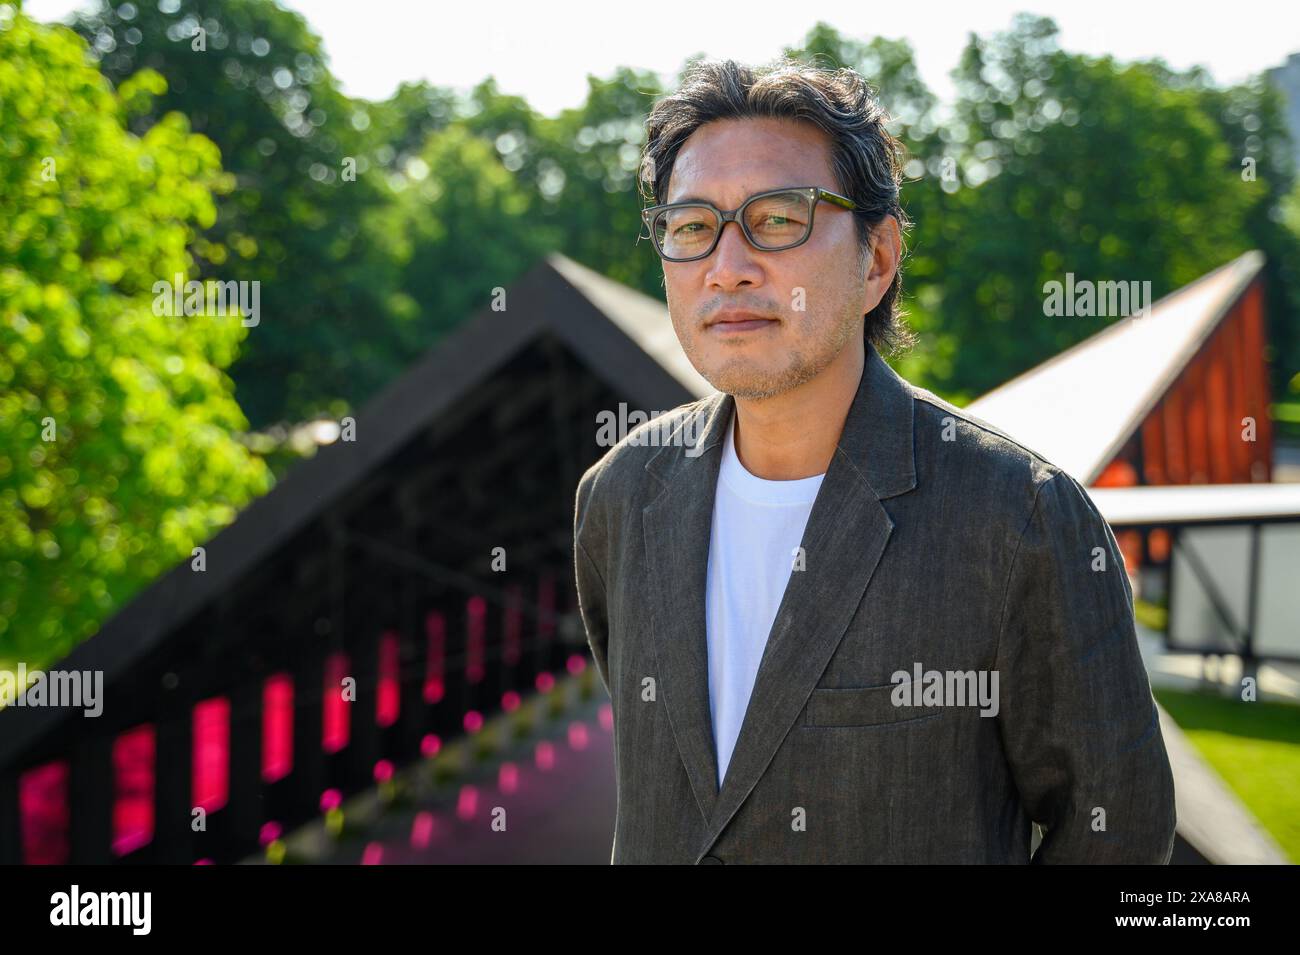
top-left (23, 0), bottom-right (1300, 115)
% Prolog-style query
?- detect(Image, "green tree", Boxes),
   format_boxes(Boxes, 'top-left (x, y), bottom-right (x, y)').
top-left (389, 122), bottom-right (550, 352)
top-left (530, 68), bottom-right (667, 295)
top-left (362, 80), bottom-right (459, 164)
top-left (1182, 70), bottom-right (1300, 396)
top-left (73, 0), bottom-right (413, 428)
top-left (929, 14), bottom-right (1264, 399)
top-left (0, 9), bottom-right (271, 670)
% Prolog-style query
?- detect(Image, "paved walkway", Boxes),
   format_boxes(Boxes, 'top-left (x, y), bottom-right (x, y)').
top-left (1137, 625), bottom-right (1300, 701)
top-left (265, 678), bottom-right (618, 865)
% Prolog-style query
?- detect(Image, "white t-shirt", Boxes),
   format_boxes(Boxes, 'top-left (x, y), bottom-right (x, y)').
top-left (705, 413), bottom-right (826, 789)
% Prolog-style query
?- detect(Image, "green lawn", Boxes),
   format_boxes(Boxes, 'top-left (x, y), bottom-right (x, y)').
top-left (1155, 687), bottom-right (1300, 862)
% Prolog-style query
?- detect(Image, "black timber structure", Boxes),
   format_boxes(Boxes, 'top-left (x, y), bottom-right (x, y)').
top-left (0, 253), bottom-right (705, 864)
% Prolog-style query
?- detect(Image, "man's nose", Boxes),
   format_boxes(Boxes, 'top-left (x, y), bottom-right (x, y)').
top-left (705, 219), bottom-right (762, 287)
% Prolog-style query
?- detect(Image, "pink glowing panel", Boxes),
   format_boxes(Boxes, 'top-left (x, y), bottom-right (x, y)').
top-left (373, 759), bottom-right (394, 783)
top-left (260, 820), bottom-right (282, 845)
top-left (361, 842), bottom-right (384, 865)
top-left (410, 811), bottom-right (434, 850)
top-left (503, 584), bottom-right (522, 666)
top-left (466, 595), bottom-right (486, 684)
top-left (456, 785), bottom-right (478, 820)
top-left (111, 724), bottom-right (155, 857)
top-left (534, 741), bottom-right (555, 771)
top-left (463, 710), bottom-right (483, 733)
top-left (262, 673), bottom-right (294, 783)
top-left (566, 653), bottom-right (587, 675)
top-left (322, 651), bottom-right (351, 753)
top-left (501, 690), bottom-right (521, 712)
top-left (420, 734), bottom-right (441, 758)
top-left (598, 703), bottom-right (614, 732)
top-left (498, 762), bottom-right (519, 793)
top-left (568, 722), bottom-right (589, 751)
top-left (320, 788), bottom-right (342, 812)
top-left (376, 630), bottom-right (400, 727)
top-left (535, 672), bottom-right (555, 693)
top-left (19, 760), bottom-right (69, 865)
top-left (192, 696), bottom-right (230, 813)
top-left (423, 611), bottom-right (445, 704)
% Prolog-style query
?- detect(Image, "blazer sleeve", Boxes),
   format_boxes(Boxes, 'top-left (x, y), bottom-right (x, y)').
top-left (574, 464), bottom-right (612, 700)
top-left (994, 469), bottom-right (1177, 863)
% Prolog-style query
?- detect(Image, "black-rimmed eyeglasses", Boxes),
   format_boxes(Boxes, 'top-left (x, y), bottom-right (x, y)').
top-left (640, 186), bottom-right (858, 262)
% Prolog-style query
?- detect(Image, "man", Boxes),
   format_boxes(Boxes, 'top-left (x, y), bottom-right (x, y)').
top-left (572, 57), bottom-right (1176, 864)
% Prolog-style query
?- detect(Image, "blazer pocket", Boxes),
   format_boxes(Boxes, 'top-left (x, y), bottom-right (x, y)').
top-left (804, 683), bottom-right (941, 728)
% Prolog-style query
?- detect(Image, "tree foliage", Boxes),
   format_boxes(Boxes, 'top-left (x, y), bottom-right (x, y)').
top-left (0, 8), bottom-right (271, 668)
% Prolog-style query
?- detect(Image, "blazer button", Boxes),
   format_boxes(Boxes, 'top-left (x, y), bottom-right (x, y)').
top-left (699, 855), bottom-right (724, 865)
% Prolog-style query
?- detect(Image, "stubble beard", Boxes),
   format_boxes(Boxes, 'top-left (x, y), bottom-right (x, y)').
top-left (681, 306), bottom-right (862, 401)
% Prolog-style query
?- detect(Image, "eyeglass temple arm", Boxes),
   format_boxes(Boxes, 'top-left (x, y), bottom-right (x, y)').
top-left (817, 189), bottom-right (859, 211)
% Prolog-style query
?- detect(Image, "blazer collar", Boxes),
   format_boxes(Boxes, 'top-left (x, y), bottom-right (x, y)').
top-left (644, 341), bottom-right (917, 499)
top-left (639, 342), bottom-right (918, 854)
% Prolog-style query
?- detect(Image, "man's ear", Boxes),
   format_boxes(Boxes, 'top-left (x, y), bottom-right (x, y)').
top-left (861, 214), bottom-right (901, 313)
top-left (871, 214), bottom-right (902, 284)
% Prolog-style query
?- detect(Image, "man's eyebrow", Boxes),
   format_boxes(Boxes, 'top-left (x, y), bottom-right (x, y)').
top-left (662, 185), bottom-right (805, 205)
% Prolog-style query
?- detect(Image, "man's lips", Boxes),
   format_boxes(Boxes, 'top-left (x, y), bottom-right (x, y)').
top-left (707, 311), bottom-right (778, 333)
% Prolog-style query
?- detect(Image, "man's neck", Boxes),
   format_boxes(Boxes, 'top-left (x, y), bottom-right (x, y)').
top-left (731, 340), bottom-right (865, 481)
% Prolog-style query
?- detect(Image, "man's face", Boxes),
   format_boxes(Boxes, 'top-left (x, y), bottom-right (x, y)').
top-left (658, 116), bottom-right (874, 400)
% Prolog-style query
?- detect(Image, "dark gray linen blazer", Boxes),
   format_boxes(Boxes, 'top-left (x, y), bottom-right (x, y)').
top-left (573, 342), bottom-right (1177, 864)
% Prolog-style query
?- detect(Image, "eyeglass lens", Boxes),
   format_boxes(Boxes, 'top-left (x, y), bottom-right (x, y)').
top-left (653, 191), bottom-right (811, 258)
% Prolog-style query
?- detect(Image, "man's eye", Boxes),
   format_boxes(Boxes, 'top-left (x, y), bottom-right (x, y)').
top-left (758, 213), bottom-right (803, 227)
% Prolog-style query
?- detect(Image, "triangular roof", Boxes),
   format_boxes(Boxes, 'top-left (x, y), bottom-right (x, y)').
top-left (0, 252), bottom-right (702, 768)
top-left (964, 251), bottom-right (1265, 484)
top-left (548, 255), bottom-right (710, 399)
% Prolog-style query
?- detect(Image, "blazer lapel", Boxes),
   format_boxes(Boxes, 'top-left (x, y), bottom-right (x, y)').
top-left (642, 393), bottom-right (732, 825)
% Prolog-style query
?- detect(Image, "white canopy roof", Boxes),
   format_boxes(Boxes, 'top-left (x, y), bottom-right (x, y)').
top-left (965, 251), bottom-right (1265, 484)
top-left (1088, 482), bottom-right (1300, 527)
